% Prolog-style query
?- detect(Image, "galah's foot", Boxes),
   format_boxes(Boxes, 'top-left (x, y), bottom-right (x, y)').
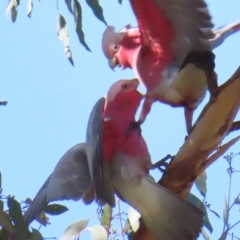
top-left (126, 120), bottom-right (142, 138)
top-left (184, 107), bottom-right (193, 135)
top-left (150, 154), bottom-right (174, 173)
top-left (207, 71), bottom-right (219, 103)
top-left (228, 121), bottom-right (240, 135)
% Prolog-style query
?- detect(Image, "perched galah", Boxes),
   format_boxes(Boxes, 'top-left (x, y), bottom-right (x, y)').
top-left (86, 78), bottom-right (204, 239)
top-left (102, 0), bottom-right (240, 133)
top-left (25, 79), bottom-right (203, 239)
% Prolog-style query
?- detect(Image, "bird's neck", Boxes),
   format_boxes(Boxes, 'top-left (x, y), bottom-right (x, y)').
top-left (119, 31), bottom-right (142, 69)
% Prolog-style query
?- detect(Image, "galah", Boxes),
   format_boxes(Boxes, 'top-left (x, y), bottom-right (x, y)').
top-left (86, 78), bottom-right (203, 240)
top-left (24, 79), bottom-right (203, 239)
top-left (102, 0), bottom-right (240, 133)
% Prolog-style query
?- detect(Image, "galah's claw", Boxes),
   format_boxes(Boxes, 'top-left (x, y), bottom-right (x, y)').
top-left (184, 107), bottom-right (193, 135)
top-left (150, 154), bottom-right (174, 173)
top-left (207, 71), bottom-right (219, 103)
top-left (228, 120), bottom-right (240, 135)
top-left (126, 120), bottom-right (142, 138)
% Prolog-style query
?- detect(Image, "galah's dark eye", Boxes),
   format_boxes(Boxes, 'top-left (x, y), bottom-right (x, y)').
top-left (112, 44), bottom-right (119, 52)
top-left (122, 84), bottom-right (128, 89)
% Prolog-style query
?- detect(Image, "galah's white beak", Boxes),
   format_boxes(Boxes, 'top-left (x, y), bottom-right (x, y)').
top-left (131, 78), bottom-right (140, 87)
top-left (108, 57), bottom-right (118, 71)
top-left (131, 78), bottom-right (145, 99)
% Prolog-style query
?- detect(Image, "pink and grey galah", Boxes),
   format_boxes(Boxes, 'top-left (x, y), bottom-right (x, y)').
top-left (24, 79), bottom-right (204, 240)
top-left (102, 0), bottom-right (240, 133)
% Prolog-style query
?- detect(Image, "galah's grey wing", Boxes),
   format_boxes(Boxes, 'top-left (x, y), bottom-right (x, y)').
top-left (86, 97), bottom-right (115, 207)
top-left (110, 154), bottom-right (204, 240)
top-left (24, 143), bottom-right (93, 225)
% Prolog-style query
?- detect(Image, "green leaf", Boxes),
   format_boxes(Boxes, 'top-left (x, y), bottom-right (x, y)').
top-left (86, 225), bottom-right (107, 240)
top-left (6, 0), bottom-right (14, 16)
top-left (11, 5), bottom-right (18, 23)
top-left (27, 0), bottom-right (33, 18)
top-left (100, 204), bottom-right (112, 228)
top-left (31, 228), bottom-right (44, 240)
top-left (44, 204), bottom-right (68, 216)
top-left (61, 218), bottom-right (90, 240)
top-left (36, 211), bottom-right (49, 226)
top-left (202, 228), bottom-right (211, 240)
top-left (86, 0), bottom-right (107, 25)
top-left (208, 208), bottom-right (220, 219)
top-left (6, 0), bottom-right (19, 23)
top-left (187, 193), bottom-right (203, 208)
top-left (7, 196), bottom-right (28, 240)
top-left (73, 0), bottom-right (91, 51)
top-left (128, 206), bottom-right (140, 232)
top-left (223, 195), bottom-right (229, 227)
top-left (187, 193), bottom-right (213, 233)
top-left (65, 0), bottom-right (73, 14)
top-left (57, 14), bottom-right (74, 66)
top-left (0, 208), bottom-right (15, 233)
top-left (195, 170), bottom-right (207, 197)
top-left (24, 197), bottom-right (33, 205)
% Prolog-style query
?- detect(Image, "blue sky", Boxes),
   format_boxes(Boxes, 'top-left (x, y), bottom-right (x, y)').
top-left (1, 0), bottom-right (240, 239)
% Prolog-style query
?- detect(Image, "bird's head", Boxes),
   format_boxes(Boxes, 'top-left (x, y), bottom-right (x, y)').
top-left (104, 78), bottom-right (144, 120)
top-left (102, 25), bottom-right (141, 71)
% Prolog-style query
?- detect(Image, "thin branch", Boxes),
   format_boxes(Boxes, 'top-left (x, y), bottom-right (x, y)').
top-left (56, 0), bottom-right (59, 12)
top-left (228, 233), bottom-right (240, 240)
top-left (229, 193), bottom-right (240, 211)
top-left (117, 199), bottom-right (125, 240)
top-left (229, 220), bottom-right (240, 232)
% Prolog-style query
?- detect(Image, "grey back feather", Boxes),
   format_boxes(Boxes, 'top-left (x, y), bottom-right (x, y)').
top-left (86, 97), bottom-right (116, 207)
top-left (24, 143), bottom-right (93, 225)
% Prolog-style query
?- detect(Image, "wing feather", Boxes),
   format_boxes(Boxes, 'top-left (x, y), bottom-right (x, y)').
top-left (24, 143), bottom-right (93, 225)
top-left (130, 0), bottom-right (214, 64)
top-left (86, 97), bottom-right (115, 207)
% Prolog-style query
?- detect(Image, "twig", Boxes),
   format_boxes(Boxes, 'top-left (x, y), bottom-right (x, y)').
top-left (117, 199), bottom-right (125, 240)
top-left (56, 0), bottom-right (59, 11)
top-left (222, 155), bottom-right (233, 232)
top-left (228, 220), bottom-right (240, 232)
top-left (229, 193), bottom-right (240, 211)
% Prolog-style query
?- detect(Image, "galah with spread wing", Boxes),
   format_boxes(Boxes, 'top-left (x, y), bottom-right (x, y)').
top-left (86, 78), bottom-right (204, 240)
top-left (25, 79), bottom-right (203, 239)
top-left (102, 0), bottom-right (240, 133)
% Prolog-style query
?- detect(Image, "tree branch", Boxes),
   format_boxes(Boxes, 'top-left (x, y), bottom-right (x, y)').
top-left (133, 66), bottom-right (240, 240)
